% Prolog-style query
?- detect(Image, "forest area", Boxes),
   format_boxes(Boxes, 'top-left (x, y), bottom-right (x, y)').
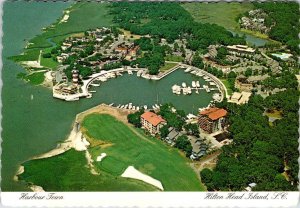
top-left (253, 2), bottom-right (299, 53)
top-left (109, 2), bottom-right (245, 74)
top-left (200, 89), bottom-right (299, 191)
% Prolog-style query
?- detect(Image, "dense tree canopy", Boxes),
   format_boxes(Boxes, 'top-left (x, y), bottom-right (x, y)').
top-left (110, 2), bottom-right (245, 50)
top-left (200, 90), bottom-right (299, 191)
top-left (253, 2), bottom-right (299, 54)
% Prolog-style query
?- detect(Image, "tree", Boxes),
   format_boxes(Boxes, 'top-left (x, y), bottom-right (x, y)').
top-left (175, 135), bottom-right (192, 157)
top-left (42, 53), bottom-right (51, 58)
top-left (191, 53), bottom-right (204, 68)
top-left (184, 123), bottom-right (199, 136)
top-left (127, 110), bottom-right (144, 128)
top-left (159, 125), bottom-right (169, 138)
top-left (244, 68), bottom-right (252, 77)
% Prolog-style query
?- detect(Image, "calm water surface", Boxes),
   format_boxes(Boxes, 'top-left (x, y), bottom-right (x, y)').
top-left (2, 2), bottom-right (212, 191)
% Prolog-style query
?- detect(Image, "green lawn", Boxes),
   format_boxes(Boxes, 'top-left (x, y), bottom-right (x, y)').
top-left (10, 49), bottom-right (40, 62)
top-left (159, 63), bottom-right (178, 72)
top-left (19, 114), bottom-right (205, 191)
top-left (221, 79), bottom-right (233, 96)
top-left (165, 55), bottom-right (184, 62)
top-left (19, 149), bottom-right (157, 191)
top-left (40, 48), bottom-right (59, 69)
top-left (24, 72), bottom-right (45, 85)
top-left (182, 2), bottom-right (253, 31)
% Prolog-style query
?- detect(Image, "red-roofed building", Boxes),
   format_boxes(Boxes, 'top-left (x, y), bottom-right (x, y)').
top-left (141, 111), bottom-right (166, 135)
top-left (198, 107), bottom-right (227, 133)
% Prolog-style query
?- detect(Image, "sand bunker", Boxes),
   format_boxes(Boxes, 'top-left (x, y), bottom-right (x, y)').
top-left (30, 185), bottom-right (45, 192)
top-left (121, 166), bottom-right (164, 191)
top-left (96, 153), bottom-right (107, 162)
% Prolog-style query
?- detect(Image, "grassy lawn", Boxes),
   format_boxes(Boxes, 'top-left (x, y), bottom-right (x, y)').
top-left (159, 63), bottom-right (178, 72)
top-left (10, 49), bottom-right (40, 62)
top-left (20, 114), bottom-right (205, 191)
top-left (40, 48), bottom-right (59, 69)
top-left (165, 55), bottom-right (184, 62)
top-left (19, 149), bottom-right (157, 191)
top-left (265, 109), bottom-right (283, 119)
top-left (24, 72), bottom-right (45, 85)
top-left (220, 79), bottom-right (233, 96)
top-left (119, 28), bottom-right (142, 40)
top-left (182, 2), bottom-right (253, 31)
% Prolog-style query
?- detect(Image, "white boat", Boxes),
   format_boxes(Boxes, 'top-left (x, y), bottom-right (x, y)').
top-left (143, 105), bottom-right (148, 110)
top-left (196, 81), bottom-right (200, 87)
top-left (117, 104), bottom-right (121, 108)
top-left (152, 105), bottom-right (156, 110)
top-left (132, 106), bottom-right (136, 110)
top-left (182, 82), bottom-right (187, 88)
top-left (155, 104), bottom-right (160, 109)
top-left (65, 97), bottom-right (79, 101)
top-left (31, 94), bottom-right (33, 100)
top-left (90, 90), bottom-right (96, 93)
top-left (124, 104), bottom-right (128, 108)
top-left (184, 67), bottom-right (192, 72)
top-left (192, 81), bottom-right (196, 88)
top-left (90, 83), bottom-right (100, 87)
top-left (120, 105), bottom-right (124, 109)
top-left (109, 103), bottom-right (114, 106)
top-left (128, 70), bottom-right (133, 75)
top-left (136, 106), bottom-right (140, 111)
top-left (86, 94), bottom-right (92, 98)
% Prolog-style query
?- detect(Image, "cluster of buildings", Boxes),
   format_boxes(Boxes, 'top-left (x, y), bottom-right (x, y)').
top-left (239, 9), bottom-right (271, 34)
top-left (56, 27), bottom-right (140, 71)
top-left (139, 106), bottom-right (228, 159)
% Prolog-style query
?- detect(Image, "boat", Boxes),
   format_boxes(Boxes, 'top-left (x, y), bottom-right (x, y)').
top-left (65, 97), bottom-right (79, 101)
top-left (143, 105), bottom-right (148, 110)
top-left (31, 94), bottom-right (33, 100)
top-left (117, 104), bottom-right (121, 108)
top-left (109, 103), bottom-right (114, 106)
top-left (182, 82), bottom-right (187, 88)
top-left (86, 94), bottom-right (92, 98)
top-left (184, 67), bottom-right (192, 72)
top-left (192, 81), bottom-right (196, 88)
top-left (196, 81), bottom-right (200, 87)
top-left (128, 70), bottom-right (133, 75)
top-left (136, 106), bottom-right (140, 111)
top-left (124, 104), bottom-right (128, 108)
top-left (120, 105), bottom-right (124, 109)
top-left (90, 83), bottom-right (100, 87)
top-left (132, 106), bottom-right (136, 110)
top-left (90, 90), bottom-right (96, 93)
top-left (155, 104), bottom-right (160, 109)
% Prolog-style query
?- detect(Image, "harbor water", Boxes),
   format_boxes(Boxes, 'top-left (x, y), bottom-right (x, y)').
top-left (2, 1), bottom-right (212, 191)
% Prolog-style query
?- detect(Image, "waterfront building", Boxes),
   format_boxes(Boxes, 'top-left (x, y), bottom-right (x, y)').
top-left (141, 111), bottom-right (166, 135)
top-left (198, 107), bottom-right (227, 134)
top-left (227, 45), bottom-right (256, 55)
top-left (235, 75), bottom-right (253, 92)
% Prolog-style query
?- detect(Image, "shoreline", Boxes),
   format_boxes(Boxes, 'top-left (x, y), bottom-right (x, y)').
top-left (14, 104), bottom-right (134, 190)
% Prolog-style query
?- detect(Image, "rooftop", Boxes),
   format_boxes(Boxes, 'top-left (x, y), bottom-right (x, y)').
top-left (200, 107), bottom-right (227, 121)
top-left (141, 111), bottom-right (166, 126)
